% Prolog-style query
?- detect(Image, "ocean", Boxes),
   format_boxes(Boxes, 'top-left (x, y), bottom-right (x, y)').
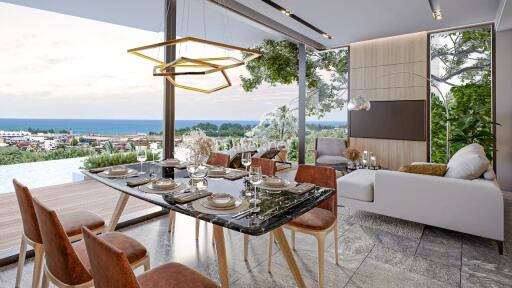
top-left (0, 118), bottom-right (347, 136)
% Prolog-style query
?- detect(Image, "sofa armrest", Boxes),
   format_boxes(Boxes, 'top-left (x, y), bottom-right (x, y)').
top-left (374, 170), bottom-right (504, 240)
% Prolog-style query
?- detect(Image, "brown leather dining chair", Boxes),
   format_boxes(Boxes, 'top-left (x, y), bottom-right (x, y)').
top-left (243, 157), bottom-right (277, 260)
top-left (207, 152), bottom-right (230, 168)
top-left (267, 165), bottom-right (339, 288)
top-left (32, 198), bottom-right (150, 288)
top-left (13, 179), bottom-right (106, 288)
top-left (81, 226), bottom-right (218, 288)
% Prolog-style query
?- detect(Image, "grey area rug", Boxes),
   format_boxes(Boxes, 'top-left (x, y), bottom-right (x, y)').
top-left (339, 207), bottom-right (425, 239)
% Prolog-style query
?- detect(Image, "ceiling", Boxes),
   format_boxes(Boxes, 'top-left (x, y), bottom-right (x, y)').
top-left (235, 0), bottom-right (501, 47)
top-left (2, 0), bottom-right (509, 49)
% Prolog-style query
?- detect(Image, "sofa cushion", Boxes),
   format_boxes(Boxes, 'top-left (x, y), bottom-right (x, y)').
top-left (483, 166), bottom-right (496, 180)
top-left (337, 169), bottom-right (376, 202)
top-left (399, 164), bottom-right (447, 176)
top-left (445, 148), bottom-right (489, 180)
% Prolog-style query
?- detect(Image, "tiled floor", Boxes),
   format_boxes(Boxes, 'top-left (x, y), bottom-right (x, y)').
top-left (2, 206), bottom-right (511, 288)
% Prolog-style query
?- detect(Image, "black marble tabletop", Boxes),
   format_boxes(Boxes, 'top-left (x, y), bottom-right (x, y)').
top-left (82, 162), bottom-right (335, 236)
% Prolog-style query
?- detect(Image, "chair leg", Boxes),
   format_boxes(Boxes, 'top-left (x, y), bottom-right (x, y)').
top-left (15, 235), bottom-right (28, 288)
top-left (317, 235), bottom-right (326, 288)
top-left (195, 219), bottom-right (200, 240)
top-left (291, 230), bottom-right (296, 251)
top-left (143, 254), bottom-right (150, 271)
top-left (41, 270), bottom-right (49, 288)
top-left (32, 245), bottom-right (44, 288)
top-left (168, 210), bottom-right (175, 233)
top-left (267, 233), bottom-right (273, 273)
top-left (243, 234), bottom-right (249, 261)
top-left (334, 223), bottom-right (339, 265)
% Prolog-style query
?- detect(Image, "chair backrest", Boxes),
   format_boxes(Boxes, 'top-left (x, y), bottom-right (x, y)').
top-left (315, 137), bottom-right (347, 157)
top-left (251, 157), bottom-right (276, 177)
top-left (295, 165), bottom-right (337, 215)
top-left (82, 227), bottom-right (140, 288)
top-left (13, 179), bottom-right (42, 244)
top-left (207, 152), bottom-right (230, 168)
top-left (32, 198), bottom-right (92, 285)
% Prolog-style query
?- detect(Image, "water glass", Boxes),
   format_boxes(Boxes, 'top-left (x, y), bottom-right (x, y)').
top-left (136, 146), bottom-right (147, 175)
top-left (248, 166), bottom-right (262, 206)
top-left (241, 152), bottom-right (252, 171)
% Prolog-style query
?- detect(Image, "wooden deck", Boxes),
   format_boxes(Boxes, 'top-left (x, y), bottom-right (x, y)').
top-left (0, 180), bottom-right (158, 252)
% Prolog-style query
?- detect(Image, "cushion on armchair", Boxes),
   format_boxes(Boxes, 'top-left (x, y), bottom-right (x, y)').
top-left (316, 155), bottom-right (348, 165)
top-left (316, 137), bottom-right (346, 157)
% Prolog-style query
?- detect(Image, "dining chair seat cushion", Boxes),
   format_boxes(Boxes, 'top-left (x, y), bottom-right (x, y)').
top-left (137, 262), bottom-right (219, 288)
top-left (288, 207), bottom-right (336, 231)
top-left (60, 210), bottom-right (105, 237)
top-left (73, 232), bottom-right (147, 273)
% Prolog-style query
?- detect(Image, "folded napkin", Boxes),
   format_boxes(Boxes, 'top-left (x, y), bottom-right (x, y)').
top-left (126, 178), bottom-right (154, 187)
top-left (287, 183), bottom-right (316, 195)
top-left (88, 167), bottom-right (109, 174)
top-left (224, 170), bottom-right (249, 181)
top-left (168, 191), bottom-right (212, 203)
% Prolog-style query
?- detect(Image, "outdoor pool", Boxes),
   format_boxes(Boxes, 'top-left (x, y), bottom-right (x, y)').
top-left (0, 157), bottom-right (86, 194)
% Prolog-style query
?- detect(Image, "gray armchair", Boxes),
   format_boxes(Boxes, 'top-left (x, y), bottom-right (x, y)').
top-left (314, 137), bottom-right (348, 170)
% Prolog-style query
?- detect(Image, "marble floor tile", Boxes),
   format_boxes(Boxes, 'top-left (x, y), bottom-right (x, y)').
top-left (366, 245), bottom-right (413, 270)
top-left (346, 259), bottom-right (453, 288)
top-left (415, 227), bottom-right (462, 267)
top-left (409, 256), bottom-right (461, 287)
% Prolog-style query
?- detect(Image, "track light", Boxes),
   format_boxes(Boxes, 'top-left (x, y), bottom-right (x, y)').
top-left (428, 0), bottom-right (443, 21)
top-left (281, 9), bottom-right (291, 16)
top-left (432, 10), bottom-right (442, 20)
top-left (322, 33), bottom-right (332, 39)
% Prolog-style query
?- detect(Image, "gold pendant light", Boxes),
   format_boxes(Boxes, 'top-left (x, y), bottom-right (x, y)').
top-left (128, 31), bottom-right (261, 93)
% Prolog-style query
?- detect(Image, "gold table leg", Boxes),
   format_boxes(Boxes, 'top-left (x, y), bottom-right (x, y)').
top-left (108, 193), bottom-right (130, 232)
top-left (213, 224), bottom-right (230, 288)
top-left (272, 227), bottom-right (306, 288)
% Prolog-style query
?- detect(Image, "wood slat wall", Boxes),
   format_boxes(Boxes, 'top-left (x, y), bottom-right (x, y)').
top-left (349, 32), bottom-right (428, 170)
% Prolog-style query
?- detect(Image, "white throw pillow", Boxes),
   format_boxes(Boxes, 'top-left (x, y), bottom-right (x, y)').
top-left (483, 166), bottom-right (496, 180)
top-left (449, 143), bottom-right (485, 163)
top-left (445, 152), bottom-right (490, 180)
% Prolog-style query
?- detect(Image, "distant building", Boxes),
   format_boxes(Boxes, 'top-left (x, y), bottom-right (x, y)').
top-left (44, 139), bottom-right (58, 151)
top-left (0, 130), bottom-right (31, 138)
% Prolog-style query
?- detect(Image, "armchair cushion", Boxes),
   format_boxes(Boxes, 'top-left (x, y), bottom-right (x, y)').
top-left (316, 155), bottom-right (348, 165)
top-left (316, 137), bottom-right (346, 157)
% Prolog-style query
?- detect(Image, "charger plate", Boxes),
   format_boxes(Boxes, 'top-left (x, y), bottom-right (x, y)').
top-left (191, 198), bottom-right (249, 215)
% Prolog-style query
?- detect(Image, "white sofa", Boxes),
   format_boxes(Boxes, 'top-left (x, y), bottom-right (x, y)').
top-left (337, 168), bottom-right (504, 253)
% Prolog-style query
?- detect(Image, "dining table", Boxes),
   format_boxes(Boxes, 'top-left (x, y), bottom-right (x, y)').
top-left (82, 162), bottom-right (335, 288)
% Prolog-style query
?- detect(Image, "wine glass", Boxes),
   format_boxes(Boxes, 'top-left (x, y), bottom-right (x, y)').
top-left (248, 166), bottom-right (262, 206)
top-left (241, 152), bottom-right (252, 172)
top-left (136, 146), bottom-right (147, 175)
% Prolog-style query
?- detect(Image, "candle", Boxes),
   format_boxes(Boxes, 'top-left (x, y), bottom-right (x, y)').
top-left (371, 156), bottom-right (376, 168)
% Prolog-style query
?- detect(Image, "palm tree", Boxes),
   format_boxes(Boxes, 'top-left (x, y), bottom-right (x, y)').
top-left (252, 105), bottom-right (298, 143)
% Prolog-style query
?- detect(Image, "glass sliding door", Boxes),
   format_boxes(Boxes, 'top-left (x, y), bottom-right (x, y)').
top-left (429, 25), bottom-right (494, 163)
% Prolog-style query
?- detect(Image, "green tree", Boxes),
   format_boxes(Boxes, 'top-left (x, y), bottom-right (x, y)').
top-left (241, 40), bottom-right (348, 118)
top-left (430, 26), bottom-right (492, 161)
top-left (70, 138), bottom-right (78, 146)
top-left (252, 105), bottom-right (298, 143)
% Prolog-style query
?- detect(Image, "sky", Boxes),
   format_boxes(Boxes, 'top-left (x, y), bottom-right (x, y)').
top-left (0, 2), bottom-right (346, 122)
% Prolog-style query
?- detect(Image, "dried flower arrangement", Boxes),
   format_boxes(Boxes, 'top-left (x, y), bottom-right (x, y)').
top-left (182, 129), bottom-right (215, 164)
top-left (344, 148), bottom-right (361, 162)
